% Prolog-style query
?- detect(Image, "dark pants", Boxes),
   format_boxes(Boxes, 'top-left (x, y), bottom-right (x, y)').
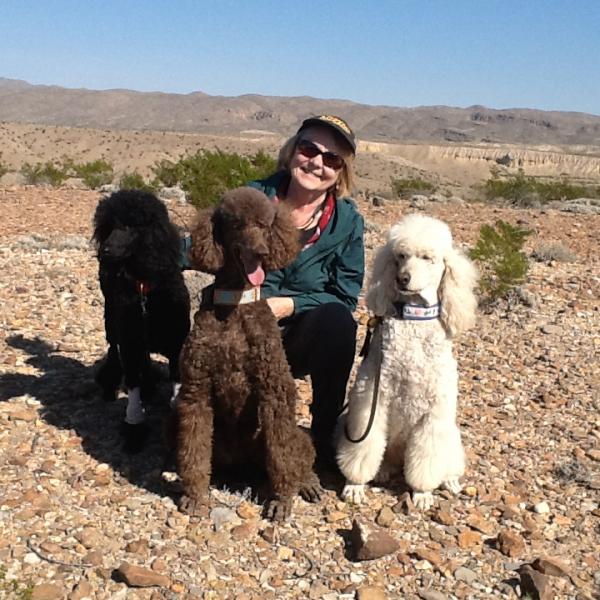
top-left (281, 302), bottom-right (357, 457)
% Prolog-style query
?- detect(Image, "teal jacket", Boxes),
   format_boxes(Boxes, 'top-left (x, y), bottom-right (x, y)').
top-left (248, 172), bottom-right (365, 315)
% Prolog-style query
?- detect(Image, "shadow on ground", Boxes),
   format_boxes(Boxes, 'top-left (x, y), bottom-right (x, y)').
top-left (0, 334), bottom-right (343, 507)
top-left (1, 334), bottom-right (176, 496)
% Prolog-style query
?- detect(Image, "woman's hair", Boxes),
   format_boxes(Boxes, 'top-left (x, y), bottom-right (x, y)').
top-left (277, 132), bottom-right (355, 197)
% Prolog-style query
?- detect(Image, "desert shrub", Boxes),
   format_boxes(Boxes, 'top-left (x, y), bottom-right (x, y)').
top-left (249, 149), bottom-right (277, 175)
top-left (177, 149), bottom-right (277, 208)
top-left (151, 159), bottom-right (183, 187)
top-left (20, 161), bottom-right (69, 187)
top-left (469, 220), bottom-right (531, 301)
top-left (390, 177), bottom-right (436, 198)
top-left (484, 169), bottom-right (597, 206)
top-left (72, 160), bottom-right (114, 189)
top-left (531, 242), bottom-right (577, 263)
top-left (119, 171), bottom-right (156, 193)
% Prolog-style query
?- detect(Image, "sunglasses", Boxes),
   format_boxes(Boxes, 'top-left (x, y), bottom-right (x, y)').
top-left (296, 139), bottom-right (345, 171)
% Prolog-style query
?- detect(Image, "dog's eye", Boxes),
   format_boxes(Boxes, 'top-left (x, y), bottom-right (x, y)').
top-left (396, 253), bottom-right (405, 262)
top-left (422, 255), bottom-right (431, 262)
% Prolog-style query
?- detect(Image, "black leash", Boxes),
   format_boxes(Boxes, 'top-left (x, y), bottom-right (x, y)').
top-left (344, 316), bottom-right (383, 444)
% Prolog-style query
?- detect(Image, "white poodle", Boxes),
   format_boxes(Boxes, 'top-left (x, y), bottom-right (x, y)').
top-left (336, 214), bottom-right (478, 509)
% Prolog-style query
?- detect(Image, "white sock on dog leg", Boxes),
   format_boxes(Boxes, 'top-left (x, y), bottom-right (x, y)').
top-left (170, 383), bottom-right (181, 408)
top-left (125, 387), bottom-right (145, 425)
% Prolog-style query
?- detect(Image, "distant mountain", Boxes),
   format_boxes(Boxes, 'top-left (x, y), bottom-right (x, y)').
top-left (1, 78), bottom-right (599, 145)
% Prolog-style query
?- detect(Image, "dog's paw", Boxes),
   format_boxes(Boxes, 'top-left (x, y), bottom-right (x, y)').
top-left (178, 494), bottom-right (208, 517)
top-left (299, 474), bottom-right (323, 503)
top-left (121, 422), bottom-right (148, 454)
top-left (341, 483), bottom-right (367, 504)
top-left (265, 497), bottom-right (293, 522)
top-left (442, 477), bottom-right (462, 495)
top-left (412, 491), bottom-right (435, 510)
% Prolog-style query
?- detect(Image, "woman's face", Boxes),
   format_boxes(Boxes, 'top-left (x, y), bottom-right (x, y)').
top-left (289, 127), bottom-right (346, 195)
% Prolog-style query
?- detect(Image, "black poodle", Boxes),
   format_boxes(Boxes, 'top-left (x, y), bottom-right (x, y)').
top-left (93, 190), bottom-right (190, 453)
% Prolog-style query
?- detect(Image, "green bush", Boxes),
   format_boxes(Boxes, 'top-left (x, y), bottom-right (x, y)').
top-left (72, 160), bottom-right (114, 189)
top-left (119, 171), bottom-right (156, 193)
top-left (177, 149), bottom-right (277, 208)
top-left (484, 169), bottom-right (597, 205)
top-left (151, 150), bottom-right (276, 207)
top-left (531, 242), bottom-right (577, 263)
top-left (151, 159), bottom-right (183, 188)
top-left (20, 161), bottom-right (69, 187)
top-left (470, 220), bottom-right (531, 301)
top-left (391, 177), bottom-right (436, 198)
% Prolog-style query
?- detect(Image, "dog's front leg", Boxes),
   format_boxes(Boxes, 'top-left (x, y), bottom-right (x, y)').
top-left (259, 396), bottom-right (318, 521)
top-left (404, 413), bottom-right (465, 510)
top-left (336, 359), bottom-right (390, 504)
top-left (117, 330), bottom-right (153, 453)
top-left (95, 344), bottom-right (122, 402)
top-left (176, 382), bottom-right (214, 517)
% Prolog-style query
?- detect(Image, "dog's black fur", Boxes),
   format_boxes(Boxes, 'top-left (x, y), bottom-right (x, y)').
top-left (93, 190), bottom-right (190, 452)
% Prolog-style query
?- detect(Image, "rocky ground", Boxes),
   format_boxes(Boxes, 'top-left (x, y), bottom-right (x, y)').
top-left (0, 186), bottom-right (599, 600)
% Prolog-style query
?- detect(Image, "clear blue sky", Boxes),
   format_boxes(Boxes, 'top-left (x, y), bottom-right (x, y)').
top-left (2, 0), bottom-right (599, 115)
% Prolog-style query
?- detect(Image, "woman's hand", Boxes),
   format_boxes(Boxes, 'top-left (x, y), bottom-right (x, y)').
top-left (266, 297), bottom-right (294, 320)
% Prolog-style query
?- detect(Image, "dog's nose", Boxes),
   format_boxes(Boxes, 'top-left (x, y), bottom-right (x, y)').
top-left (398, 274), bottom-right (411, 288)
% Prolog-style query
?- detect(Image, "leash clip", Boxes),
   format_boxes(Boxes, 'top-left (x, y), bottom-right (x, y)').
top-left (137, 281), bottom-right (150, 315)
top-left (359, 315), bottom-right (382, 358)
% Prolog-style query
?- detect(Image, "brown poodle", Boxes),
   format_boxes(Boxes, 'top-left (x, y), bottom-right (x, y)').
top-left (176, 187), bottom-right (322, 521)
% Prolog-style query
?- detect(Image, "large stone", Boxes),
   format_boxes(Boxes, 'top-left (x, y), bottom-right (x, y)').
top-left (356, 585), bottom-right (388, 599)
top-left (114, 562), bottom-right (171, 588)
top-left (392, 492), bottom-right (414, 515)
top-left (518, 564), bottom-right (553, 600)
top-left (531, 556), bottom-right (571, 579)
top-left (497, 530), bottom-right (526, 558)
top-left (418, 591), bottom-right (448, 600)
top-left (457, 529), bottom-right (482, 549)
top-left (454, 566), bottom-right (478, 585)
top-left (375, 506), bottom-right (395, 528)
top-left (350, 517), bottom-right (399, 561)
top-left (31, 584), bottom-right (64, 600)
top-left (68, 579), bottom-right (94, 600)
top-left (413, 547), bottom-right (442, 567)
top-left (466, 513), bottom-right (496, 535)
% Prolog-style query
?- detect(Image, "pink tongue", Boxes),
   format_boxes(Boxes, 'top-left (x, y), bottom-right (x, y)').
top-left (242, 257), bottom-right (265, 286)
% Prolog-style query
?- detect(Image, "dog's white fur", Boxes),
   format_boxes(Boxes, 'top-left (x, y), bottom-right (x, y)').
top-left (336, 214), bottom-right (478, 509)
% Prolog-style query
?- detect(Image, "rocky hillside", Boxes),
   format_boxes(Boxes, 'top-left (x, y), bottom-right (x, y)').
top-left (1, 78), bottom-right (600, 145)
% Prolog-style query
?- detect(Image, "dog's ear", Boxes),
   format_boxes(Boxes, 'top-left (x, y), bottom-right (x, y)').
top-left (439, 248), bottom-right (478, 337)
top-left (92, 196), bottom-right (116, 246)
top-left (263, 203), bottom-right (301, 271)
top-left (366, 243), bottom-right (398, 316)
top-left (189, 208), bottom-right (225, 273)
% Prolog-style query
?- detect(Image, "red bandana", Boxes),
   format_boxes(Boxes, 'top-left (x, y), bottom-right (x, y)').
top-left (274, 186), bottom-right (336, 251)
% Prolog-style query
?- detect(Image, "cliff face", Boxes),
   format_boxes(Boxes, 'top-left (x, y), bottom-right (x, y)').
top-left (361, 141), bottom-right (600, 181)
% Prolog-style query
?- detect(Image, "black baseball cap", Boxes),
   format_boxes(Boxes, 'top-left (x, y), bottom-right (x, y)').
top-left (297, 115), bottom-right (356, 154)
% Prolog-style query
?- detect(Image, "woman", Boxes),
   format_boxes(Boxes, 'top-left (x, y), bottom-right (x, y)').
top-left (248, 115), bottom-right (364, 464)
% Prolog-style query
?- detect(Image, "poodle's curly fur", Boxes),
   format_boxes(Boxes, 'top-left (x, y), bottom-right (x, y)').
top-left (176, 187), bottom-right (322, 521)
top-left (336, 214), bottom-right (478, 509)
top-left (93, 190), bottom-right (190, 452)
